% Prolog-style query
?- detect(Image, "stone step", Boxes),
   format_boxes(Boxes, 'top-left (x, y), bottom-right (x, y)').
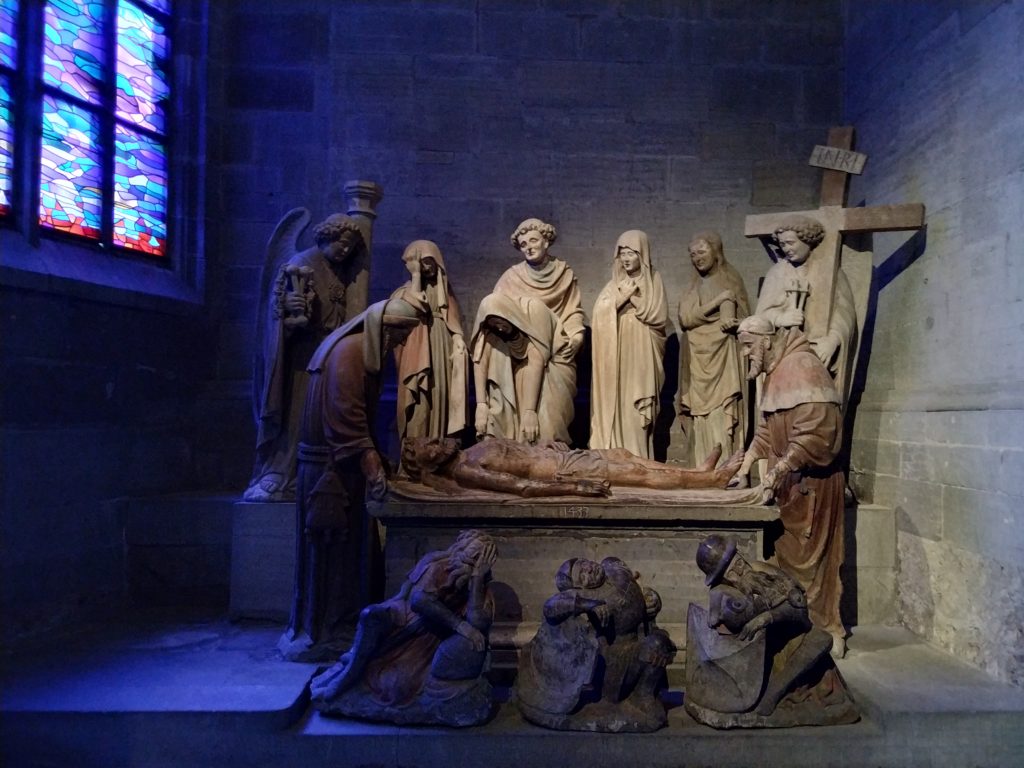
top-left (2, 617), bottom-right (1022, 768)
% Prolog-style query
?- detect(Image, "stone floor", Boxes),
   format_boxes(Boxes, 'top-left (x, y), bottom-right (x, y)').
top-left (2, 612), bottom-right (1023, 768)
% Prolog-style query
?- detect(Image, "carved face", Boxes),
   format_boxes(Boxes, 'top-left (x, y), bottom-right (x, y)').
top-left (323, 229), bottom-right (361, 264)
top-left (738, 331), bottom-right (769, 380)
top-left (485, 315), bottom-right (519, 341)
top-left (571, 559), bottom-right (606, 589)
top-left (383, 322), bottom-right (415, 351)
top-left (708, 585), bottom-right (756, 634)
top-left (618, 245), bottom-right (641, 275)
top-left (420, 256), bottom-right (438, 280)
top-left (516, 230), bottom-right (550, 267)
top-left (689, 239), bottom-right (717, 276)
top-left (419, 437), bottom-right (459, 468)
top-left (776, 230), bottom-right (812, 266)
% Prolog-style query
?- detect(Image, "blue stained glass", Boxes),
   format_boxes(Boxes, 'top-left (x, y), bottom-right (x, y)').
top-left (43, 0), bottom-right (105, 105)
top-left (39, 94), bottom-right (102, 238)
top-left (138, 0), bottom-right (170, 16)
top-left (116, 0), bottom-right (169, 134)
top-left (0, 0), bottom-right (17, 70)
top-left (114, 124), bottom-right (167, 255)
top-left (0, 74), bottom-right (12, 215)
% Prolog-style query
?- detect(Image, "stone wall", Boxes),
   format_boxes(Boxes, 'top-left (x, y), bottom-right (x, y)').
top-left (0, 286), bottom-right (216, 645)
top-left (0, 0), bottom-right (215, 647)
top-left (844, 0), bottom-right (1024, 685)
top-left (206, 0), bottom-right (844, 468)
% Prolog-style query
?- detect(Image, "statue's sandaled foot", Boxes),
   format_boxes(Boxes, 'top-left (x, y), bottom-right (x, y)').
top-left (242, 473), bottom-right (295, 502)
top-left (713, 451), bottom-right (745, 487)
top-left (696, 445), bottom-right (723, 472)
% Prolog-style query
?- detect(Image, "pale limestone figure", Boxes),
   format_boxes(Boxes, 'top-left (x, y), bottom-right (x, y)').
top-left (246, 185), bottom-right (381, 503)
top-left (734, 316), bottom-right (847, 656)
top-left (400, 436), bottom-right (740, 497)
top-left (310, 530), bottom-right (496, 727)
top-left (471, 293), bottom-right (576, 444)
top-left (495, 218), bottom-right (586, 358)
top-left (516, 556), bottom-right (675, 732)
top-left (590, 230), bottom-right (669, 459)
top-left (278, 299), bottom-right (422, 663)
top-left (755, 216), bottom-right (857, 407)
top-left (678, 231), bottom-right (750, 466)
top-left (685, 535), bottom-right (858, 728)
top-left (390, 240), bottom-right (467, 443)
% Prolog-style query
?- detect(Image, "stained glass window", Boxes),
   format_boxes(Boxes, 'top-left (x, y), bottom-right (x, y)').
top-left (0, 0), bottom-right (16, 69)
top-left (116, 0), bottom-right (168, 134)
top-left (39, 92), bottom-right (103, 237)
top-left (42, 0), bottom-right (104, 105)
top-left (32, 0), bottom-right (172, 257)
top-left (114, 124), bottom-right (165, 253)
top-left (0, 0), bottom-right (16, 218)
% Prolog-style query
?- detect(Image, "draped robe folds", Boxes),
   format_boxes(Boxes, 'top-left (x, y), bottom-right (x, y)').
top-left (341, 550), bottom-right (492, 712)
top-left (279, 301), bottom-right (390, 661)
top-left (471, 293), bottom-right (576, 444)
top-left (746, 331), bottom-right (845, 640)
top-left (755, 254), bottom-right (857, 408)
top-left (391, 258), bottom-right (466, 441)
top-left (248, 247), bottom-right (360, 501)
top-left (493, 258), bottom-right (586, 345)
top-left (678, 259), bottom-right (750, 464)
top-left (590, 230), bottom-right (669, 458)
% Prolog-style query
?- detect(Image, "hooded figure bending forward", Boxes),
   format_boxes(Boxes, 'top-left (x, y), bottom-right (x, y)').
top-left (471, 293), bottom-right (576, 445)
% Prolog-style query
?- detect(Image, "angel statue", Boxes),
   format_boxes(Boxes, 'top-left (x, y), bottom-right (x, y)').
top-left (244, 183), bottom-right (382, 502)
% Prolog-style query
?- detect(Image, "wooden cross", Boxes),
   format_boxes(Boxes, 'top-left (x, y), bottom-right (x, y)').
top-left (744, 126), bottom-right (925, 333)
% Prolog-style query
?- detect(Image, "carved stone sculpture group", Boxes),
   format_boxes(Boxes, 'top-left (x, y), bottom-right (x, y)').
top-left (246, 190), bottom-right (883, 729)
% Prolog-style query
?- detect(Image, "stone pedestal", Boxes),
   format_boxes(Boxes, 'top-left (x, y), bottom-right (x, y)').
top-left (230, 501), bottom-right (295, 622)
top-left (369, 498), bottom-right (779, 666)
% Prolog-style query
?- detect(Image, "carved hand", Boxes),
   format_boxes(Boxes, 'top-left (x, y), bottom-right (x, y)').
top-left (406, 254), bottom-right (421, 277)
top-left (590, 603), bottom-right (611, 626)
top-left (574, 479), bottom-right (612, 497)
top-left (776, 307), bottom-right (804, 328)
top-left (456, 620), bottom-right (486, 652)
top-left (451, 334), bottom-right (466, 358)
top-left (474, 403), bottom-right (489, 438)
top-left (567, 333), bottom-right (584, 357)
top-left (729, 453), bottom-right (755, 488)
top-left (361, 450), bottom-right (388, 501)
top-left (520, 409), bottom-right (540, 443)
top-left (738, 611), bottom-right (771, 640)
top-left (472, 541), bottom-right (498, 576)
top-left (284, 293), bottom-right (308, 314)
top-left (810, 334), bottom-right (839, 367)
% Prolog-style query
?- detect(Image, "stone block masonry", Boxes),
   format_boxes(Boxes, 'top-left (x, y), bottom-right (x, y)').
top-left (844, 0), bottom-right (1024, 686)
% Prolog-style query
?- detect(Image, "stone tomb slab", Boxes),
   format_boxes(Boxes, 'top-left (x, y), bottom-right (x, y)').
top-left (369, 492), bottom-right (778, 662)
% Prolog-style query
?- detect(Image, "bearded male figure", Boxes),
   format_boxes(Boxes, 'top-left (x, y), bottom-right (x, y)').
top-left (278, 298), bottom-right (422, 662)
top-left (735, 315), bottom-right (847, 656)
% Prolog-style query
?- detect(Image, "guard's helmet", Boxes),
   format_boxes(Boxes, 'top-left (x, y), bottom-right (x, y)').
top-left (696, 535), bottom-right (737, 587)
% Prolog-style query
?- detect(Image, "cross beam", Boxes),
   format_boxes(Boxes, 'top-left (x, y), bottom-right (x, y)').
top-left (744, 127), bottom-right (925, 333)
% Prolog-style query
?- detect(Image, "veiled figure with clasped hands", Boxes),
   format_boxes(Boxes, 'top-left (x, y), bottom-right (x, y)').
top-left (590, 230), bottom-right (669, 459)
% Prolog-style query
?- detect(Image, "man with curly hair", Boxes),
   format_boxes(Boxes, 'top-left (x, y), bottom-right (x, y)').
top-left (494, 217), bottom-right (586, 357)
top-left (753, 215), bottom-right (858, 407)
top-left (247, 212), bottom-right (368, 502)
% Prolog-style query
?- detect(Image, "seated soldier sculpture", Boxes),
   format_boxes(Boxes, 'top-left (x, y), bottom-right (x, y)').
top-left (684, 535), bottom-right (859, 728)
top-left (310, 530), bottom-right (497, 727)
top-left (516, 556), bottom-right (675, 732)
top-left (400, 436), bottom-right (741, 498)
